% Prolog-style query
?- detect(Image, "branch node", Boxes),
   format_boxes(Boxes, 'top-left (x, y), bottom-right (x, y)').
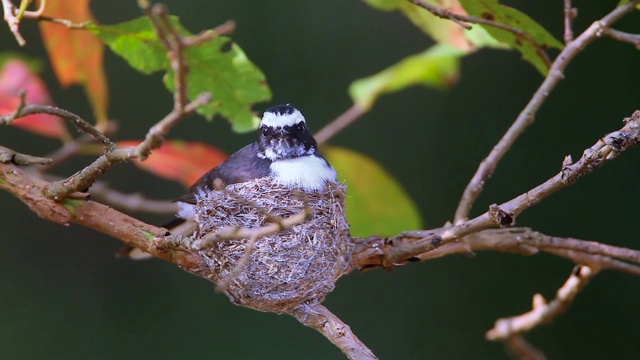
top-left (488, 204), bottom-right (515, 227)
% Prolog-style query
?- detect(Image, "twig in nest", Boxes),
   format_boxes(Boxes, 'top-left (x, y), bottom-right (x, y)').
top-left (486, 265), bottom-right (597, 341)
top-left (191, 208), bottom-right (312, 250)
top-left (453, 0), bottom-right (640, 222)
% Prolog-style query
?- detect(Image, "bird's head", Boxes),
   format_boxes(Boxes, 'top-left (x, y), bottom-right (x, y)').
top-left (257, 104), bottom-right (318, 161)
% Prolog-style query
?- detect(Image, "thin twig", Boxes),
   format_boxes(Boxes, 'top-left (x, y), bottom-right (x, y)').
top-left (453, 0), bottom-right (640, 222)
top-left (33, 14), bottom-right (85, 28)
top-left (408, 0), bottom-right (552, 68)
top-left (2, 0), bottom-right (26, 45)
top-left (0, 145), bottom-right (52, 165)
top-left (183, 19), bottom-right (236, 47)
top-left (43, 93), bottom-right (210, 200)
top-left (38, 126), bottom-right (116, 174)
top-left (291, 303), bottom-right (378, 360)
top-left (504, 336), bottom-right (547, 360)
top-left (602, 28), bottom-right (640, 49)
top-left (349, 110), bottom-right (640, 269)
top-left (90, 181), bottom-right (179, 215)
top-left (314, 104), bottom-right (367, 145)
top-left (486, 265), bottom-right (598, 341)
top-left (543, 248), bottom-right (640, 276)
top-left (147, 3), bottom-right (189, 111)
top-left (407, 0), bottom-right (472, 29)
top-left (0, 103), bottom-right (114, 151)
top-left (352, 226), bottom-right (640, 277)
top-left (563, 0), bottom-right (576, 44)
top-left (136, 92), bottom-right (211, 160)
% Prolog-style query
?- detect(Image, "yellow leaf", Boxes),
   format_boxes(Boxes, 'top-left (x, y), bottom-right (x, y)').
top-left (324, 146), bottom-right (422, 237)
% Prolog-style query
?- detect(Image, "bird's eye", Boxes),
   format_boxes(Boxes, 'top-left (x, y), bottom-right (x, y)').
top-left (261, 126), bottom-right (272, 136)
top-left (294, 123), bottom-right (304, 132)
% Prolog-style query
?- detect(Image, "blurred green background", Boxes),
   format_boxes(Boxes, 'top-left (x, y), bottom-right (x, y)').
top-left (1, 0), bottom-right (640, 359)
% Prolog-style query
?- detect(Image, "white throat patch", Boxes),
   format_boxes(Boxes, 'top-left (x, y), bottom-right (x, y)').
top-left (261, 109), bottom-right (306, 128)
top-left (269, 155), bottom-right (337, 191)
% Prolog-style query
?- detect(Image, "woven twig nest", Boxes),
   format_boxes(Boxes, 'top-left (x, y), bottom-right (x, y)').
top-left (189, 178), bottom-right (352, 313)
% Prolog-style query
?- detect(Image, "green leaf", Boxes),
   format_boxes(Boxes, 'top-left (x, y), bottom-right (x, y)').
top-left (349, 44), bottom-right (464, 109)
top-left (87, 16), bottom-right (271, 132)
top-left (61, 198), bottom-right (86, 215)
top-left (459, 0), bottom-right (564, 75)
top-left (324, 146), bottom-right (422, 237)
top-left (140, 229), bottom-right (155, 241)
top-left (617, 0), bottom-right (640, 9)
top-left (363, 0), bottom-right (502, 49)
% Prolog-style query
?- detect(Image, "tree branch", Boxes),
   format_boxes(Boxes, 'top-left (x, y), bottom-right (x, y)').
top-left (314, 104), bottom-right (367, 145)
top-left (89, 181), bottom-right (179, 215)
top-left (563, 0), bottom-right (576, 44)
top-left (603, 28), bottom-right (640, 49)
top-left (291, 304), bottom-right (378, 360)
top-left (486, 265), bottom-right (597, 341)
top-left (0, 103), bottom-right (114, 151)
top-left (453, 0), bottom-right (640, 222)
top-left (407, 0), bottom-right (552, 68)
top-left (41, 93), bottom-right (210, 200)
top-left (0, 161), bottom-right (200, 267)
top-left (0, 145), bottom-right (52, 165)
top-left (351, 110), bottom-right (640, 270)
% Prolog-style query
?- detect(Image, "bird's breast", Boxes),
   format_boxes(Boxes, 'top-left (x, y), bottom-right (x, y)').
top-left (269, 155), bottom-right (337, 191)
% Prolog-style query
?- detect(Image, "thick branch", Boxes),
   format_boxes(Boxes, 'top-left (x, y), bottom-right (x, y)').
top-left (0, 161), bottom-right (201, 268)
top-left (453, 0), bottom-right (640, 222)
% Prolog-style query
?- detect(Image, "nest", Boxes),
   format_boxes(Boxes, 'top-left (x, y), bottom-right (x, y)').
top-left (188, 177), bottom-right (352, 314)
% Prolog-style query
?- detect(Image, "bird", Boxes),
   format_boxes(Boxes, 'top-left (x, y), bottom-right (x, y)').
top-left (120, 104), bottom-right (337, 259)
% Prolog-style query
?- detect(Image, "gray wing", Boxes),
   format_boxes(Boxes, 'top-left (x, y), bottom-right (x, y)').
top-left (175, 142), bottom-right (271, 204)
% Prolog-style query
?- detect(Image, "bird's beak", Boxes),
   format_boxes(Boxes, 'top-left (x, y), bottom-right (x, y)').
top-left (275, 127), bottom-right (288, 137)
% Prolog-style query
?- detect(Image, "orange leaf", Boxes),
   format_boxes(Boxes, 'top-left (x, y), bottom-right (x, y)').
top-left (0, 59), bottom-right (67, 138)
top-left (38, 0), bottom-right (109, 124)
top-left (118, 140), bottom-right (227, 188)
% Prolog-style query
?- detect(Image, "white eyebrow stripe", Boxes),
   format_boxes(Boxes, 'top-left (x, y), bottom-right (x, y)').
top-left (261, 109), bottom-right (306, 128)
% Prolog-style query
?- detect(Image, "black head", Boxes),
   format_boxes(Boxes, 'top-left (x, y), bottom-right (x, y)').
top-left (257, 104), bottom-right (317, 161)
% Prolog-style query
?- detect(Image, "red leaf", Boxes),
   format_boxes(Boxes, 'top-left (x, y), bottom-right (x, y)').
top-left (39, 0), bottom-right (109, 123)
top-left (118, 140), bottom-right (227, 188)
top-left (0, 59), bottom-right (67, 138)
